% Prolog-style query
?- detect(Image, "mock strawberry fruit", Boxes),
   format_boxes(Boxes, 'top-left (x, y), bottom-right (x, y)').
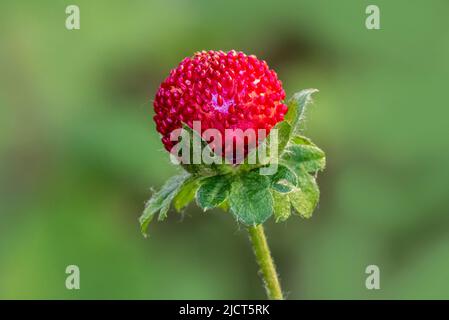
top-left (153, 50), bottom-right (287, 161)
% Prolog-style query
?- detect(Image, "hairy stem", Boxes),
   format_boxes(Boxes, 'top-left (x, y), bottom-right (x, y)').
top-left (247, 225), bottom-right (283, 300)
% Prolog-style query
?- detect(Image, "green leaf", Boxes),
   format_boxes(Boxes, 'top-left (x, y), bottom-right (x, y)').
top-left (179, 123), bottom-right (230, 176)
top-left (277, 135), bottom-right (324, 220)
top-left (139, 173), bottom-right (190, 237)
top-left (284, 89), bottom-right (318, 135)
top-left (196, 174), bottom-right (231, 210)
top-left (290, 135), bottom-right (313, 146)
top-left (272, 190), bottom-right (292, 222)
top-left (237, 89), bottom-right (319, 172)
top-left (260, 120), bottom-right (292, 165)
top-left (281, 140), bottom-right (326, 173)
top-left (173, 176), bottom-right (202, 212)
top-left (288, 169), bottom-right (320, 219)
top-left (273, 121), bottom-right (292, 155)
top-left (229, 171), bottom-right (273, 225)
top-left (270, 164), bottom-right (298, 193)
top-left (218, 199), bottom-right (230, 211)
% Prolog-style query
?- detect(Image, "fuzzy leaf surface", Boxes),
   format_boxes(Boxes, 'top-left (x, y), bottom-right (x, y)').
top-left (288, 169), bottom-right (320, 219)
top-left (196, 174), bottom-right (231, 210)
top-left (229, 171), bottom-right (273, 225)
top-left (173, 176), bottom-right (203, 212)
top-left (270, 164), bottom-right (298, 193)
top-left (139, 173), bottom-right (190, 236)
top-left (272, 190), bottom-right (292, 222)
top-left (284, 89), bottom-right (318, 136)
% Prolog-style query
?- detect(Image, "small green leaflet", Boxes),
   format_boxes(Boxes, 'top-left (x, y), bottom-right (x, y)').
top-left (238, 89), bottom-right (318, 173)
top-left (284, 88), bottom-right (318, 136)
top-left (272, 121), bottom-right (292, 156)
top-left (139, 88), bottom-right (326, 236)
top-left (139, 173), bottom-right (191, 237)
top-left (281, 140), bottom-right (326, 173)
top-left (239, 120), bottom-right (291, 172)
top-left (179, 123), bottom-right (230, 176)
top-left (267, 160), bottom-right (320, 221)
top-left (269, 164), bottom-right (298, 193)
top-left (196, 174), bottom-right (231, 210)
top-left (229, 171), bottom-right (273, 225)
top-left (288, 168), bottom-right (320, 219)
top-left (271, 190), bottom-right (292, 222)
top-left (173, 176), bottom-right (202, 212)
top-left (277, 134), bottom-right (324, 220)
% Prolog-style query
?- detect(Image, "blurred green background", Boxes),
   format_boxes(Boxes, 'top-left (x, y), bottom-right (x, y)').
top-left (1, 0), bottom-right (449, 299)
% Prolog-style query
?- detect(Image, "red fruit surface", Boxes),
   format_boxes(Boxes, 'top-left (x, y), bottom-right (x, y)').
top-left (153, 50), bottom-right (287, 160)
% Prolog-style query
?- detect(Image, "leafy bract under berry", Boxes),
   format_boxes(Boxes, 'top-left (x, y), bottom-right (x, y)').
top-left (140, 88), bottom-right (326, 236)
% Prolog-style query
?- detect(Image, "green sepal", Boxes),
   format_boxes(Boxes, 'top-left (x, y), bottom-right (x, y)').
top-left (196, 174), bottom-right (231, 211)
top-left (269, 164), bottom-right (298, 193)
top-left (139, 173), bottom-right (191, 237)
top-left (238, 89), bottom-right (318, 172)
top-left (140, 88), bottom-right (326, 234)
top-left (173, 176), bottom-right (203, 212)
top-left (229, 171), bottom-right (273, 225)
top-left (284, 88), bottom-right (319, 136)
top-left (177, 123), bottom-right (231, 176)
top-left (281, 137), bottom-right (326, 173)
top-left (272, 190), bottom-right (292, 222)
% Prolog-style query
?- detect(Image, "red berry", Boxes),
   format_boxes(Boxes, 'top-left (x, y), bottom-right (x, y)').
top-left (153, 50), bottom-right (287, 159)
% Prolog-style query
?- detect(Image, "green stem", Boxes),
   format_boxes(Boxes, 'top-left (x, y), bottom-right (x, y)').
top-left (247, 225), bottom-right (284, 300)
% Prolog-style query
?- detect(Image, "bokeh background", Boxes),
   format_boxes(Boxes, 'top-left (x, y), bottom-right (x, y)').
top-left (1, 0), bottom-right (449, 299)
